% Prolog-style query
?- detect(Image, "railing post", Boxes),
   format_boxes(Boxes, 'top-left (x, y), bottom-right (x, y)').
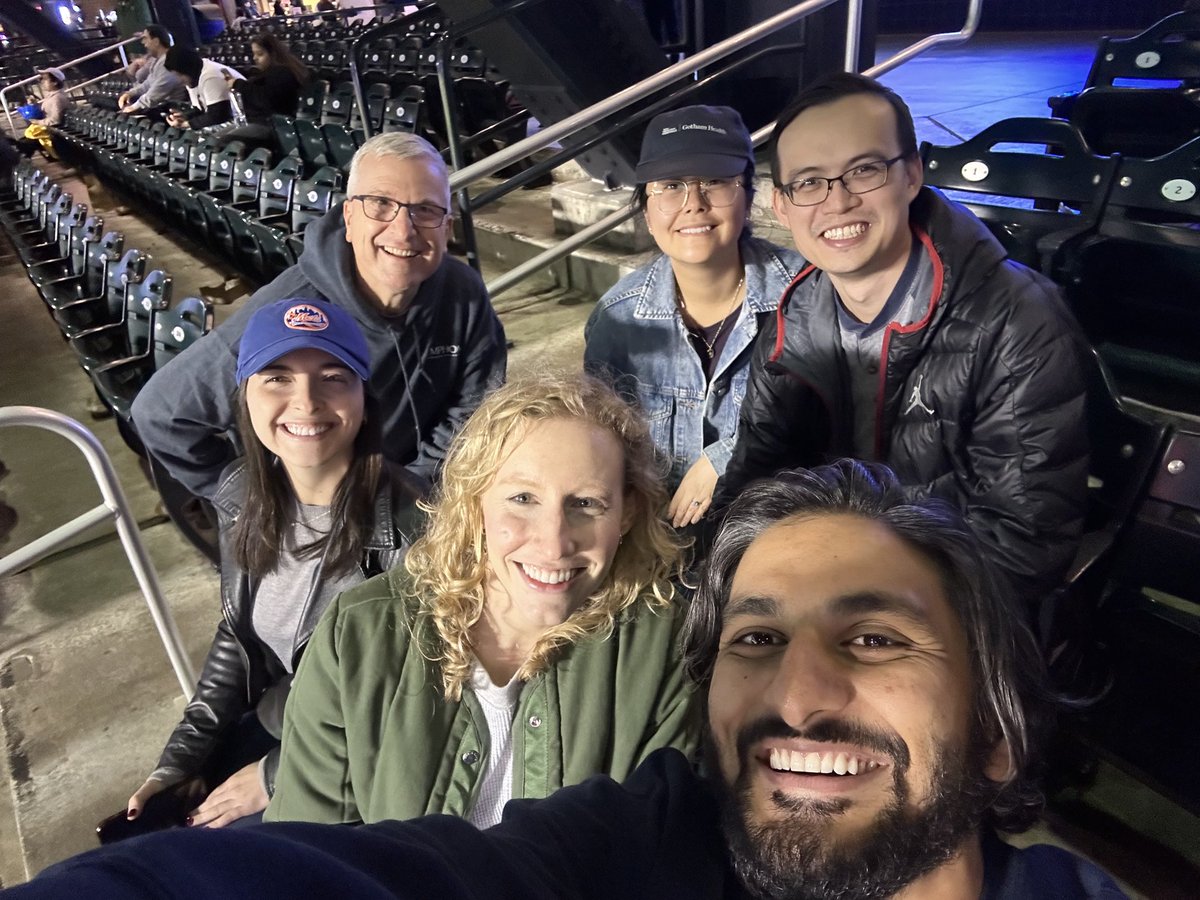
top-left (0, 407), bottom-right (196, 700)
top-left (844, 0), bottom-right (864, 71)
top-left (436, 37), bottom-right (481, 274)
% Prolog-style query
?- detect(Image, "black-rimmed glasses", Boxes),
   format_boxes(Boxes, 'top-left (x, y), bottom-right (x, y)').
top-left (351, 194), bottom-right (449, 228)
top-left (778, 155), bottom-right (907, 207)
top-left (645, 178), bottom-right (744, 214)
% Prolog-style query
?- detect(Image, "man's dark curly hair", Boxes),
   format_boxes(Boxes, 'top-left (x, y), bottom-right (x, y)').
top-left (682, 460), bottom-right (1055, 833)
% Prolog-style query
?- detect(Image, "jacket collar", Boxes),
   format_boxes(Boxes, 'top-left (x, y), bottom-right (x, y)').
top-left (630, 237), bottom-right (789, 320)
top-left (213, 460), bottom-right (400, 551)
top-left (768, 189), bottom-right (977, 366)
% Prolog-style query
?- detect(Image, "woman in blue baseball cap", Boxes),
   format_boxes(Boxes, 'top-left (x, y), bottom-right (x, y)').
top-left (122, 298), bottom-right (425, 831)
top-left (584, 105), bottom-right (802, 529)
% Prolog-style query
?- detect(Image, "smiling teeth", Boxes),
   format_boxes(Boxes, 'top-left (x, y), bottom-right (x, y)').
top-left (823, 223), bottom-right (868, 240)
top-left (678, 225), bottom-right (714, 234)
top-left (283, 423), bottom-right (331, 437)
top-left (521, 564), bottom-right (578, 585)
top-left (768, 747), bottom-right (881, 775)
top-left (381, 246), bottom-right (419, 257)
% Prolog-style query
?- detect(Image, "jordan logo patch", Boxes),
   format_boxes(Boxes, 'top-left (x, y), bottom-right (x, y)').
top-left (904, 375), bottom-right (935, 416)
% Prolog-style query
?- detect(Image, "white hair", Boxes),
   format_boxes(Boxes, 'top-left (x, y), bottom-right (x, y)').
top-left (346, 132), bottom-right (449, 204)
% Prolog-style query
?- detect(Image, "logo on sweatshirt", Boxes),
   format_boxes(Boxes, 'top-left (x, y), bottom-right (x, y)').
top-left (283, 303), bottom-right (329, 332)
top-left (427, 344), bottom-right (460, 359)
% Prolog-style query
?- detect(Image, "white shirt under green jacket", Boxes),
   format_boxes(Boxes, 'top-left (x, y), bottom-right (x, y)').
top-left (265, 568), bottom-right (699, 824)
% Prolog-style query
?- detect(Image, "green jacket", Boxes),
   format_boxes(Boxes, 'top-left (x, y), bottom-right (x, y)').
top-left (265, 567), bottom-right (698, 824)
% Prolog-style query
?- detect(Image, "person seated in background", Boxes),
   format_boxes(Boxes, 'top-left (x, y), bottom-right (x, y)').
top-left (117, 25), bottom-right (187, 117)
top-left (124, 299), bottom-right (426, 830)
top-left (719, 73), bottom-right (1090, 613)
top-left (123, 54), bottom-right (151, 84)
top-left (9, 462), bottom-right (1126, 900)
top-left (265, 372), bottom-right (697, 827)
top-left (162, 46), bottom-right (244, 131)
top-left (585, 105), bottom-right (801, 529)
top-left (316, 0), bottom-right (338, 22)
top-left (130, 131), bottom-right (506, 500)
top-left (16, 68), bottom-right (73, 158)
top-left (217, 32), bottom-right (309, 149)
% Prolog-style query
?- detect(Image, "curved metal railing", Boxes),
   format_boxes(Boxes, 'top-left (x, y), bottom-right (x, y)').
top-left (0, 35), bottom-right (143, 136)
top-left (0, 407), bottom-right (195, 699)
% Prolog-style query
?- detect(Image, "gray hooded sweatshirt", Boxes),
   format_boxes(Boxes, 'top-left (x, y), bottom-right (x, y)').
top-left (131, 204), bottom-right (506, 499)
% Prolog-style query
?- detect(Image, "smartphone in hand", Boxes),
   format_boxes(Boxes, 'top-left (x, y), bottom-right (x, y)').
top-left (96, 783), bottom-right (192, 844)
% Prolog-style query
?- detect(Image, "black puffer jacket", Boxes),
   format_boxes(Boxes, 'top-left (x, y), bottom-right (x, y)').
top-left (149, 460), bottom-right (425, 794)
top-left (721, 188), bottom-right (1090, 609)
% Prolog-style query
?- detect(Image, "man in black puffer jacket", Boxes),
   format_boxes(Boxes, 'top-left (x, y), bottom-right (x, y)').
top-left (718, 73), bottom-right (1089, 613)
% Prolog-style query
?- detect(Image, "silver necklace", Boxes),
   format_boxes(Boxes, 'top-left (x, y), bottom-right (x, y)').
top-left (676, 275), bottom-right (745, 359)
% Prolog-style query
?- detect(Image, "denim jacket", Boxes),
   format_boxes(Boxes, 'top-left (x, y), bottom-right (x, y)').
top-left (584, 236), bottom-right (802, 487)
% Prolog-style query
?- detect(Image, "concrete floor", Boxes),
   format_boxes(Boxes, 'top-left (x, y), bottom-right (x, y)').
top-left (0, 26), bottom-right (1198, 897)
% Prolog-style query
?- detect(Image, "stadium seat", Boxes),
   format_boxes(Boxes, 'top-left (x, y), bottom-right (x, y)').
top-left (321, 81), bottom-right (357, 127)
top-left (296, 79), bottom-right (329, 121)
top-left (291, 165), bottom-right (344, 234)
top-left (60, 247), bottom-right (148, 348)
top-left (29, 214), bottom-right (102, 287)
top-left (41, 230), bottom-right (124, 331)
top-left (1068, 88), bottom-right (1200, 159)
top-left (1058, 135), bottom-right (1200, 414)
top-left (88, 268), bottom-right (174, 421)
top-left (920, 117), bottom-right (1119, 272)
top-left (20, 201), bottom-right (86, 270)
top-left (153, 295), bottom-right (214, 370)
top-left (1049, 10), bottom-right (1200, 118)
top-left (321, 122), bottom-right (360, 170)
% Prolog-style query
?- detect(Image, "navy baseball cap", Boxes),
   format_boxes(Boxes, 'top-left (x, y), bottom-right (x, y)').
top-left (235, 299), bottom-right (371, 384)
top-left (635, 105), bottom-right (754, 183)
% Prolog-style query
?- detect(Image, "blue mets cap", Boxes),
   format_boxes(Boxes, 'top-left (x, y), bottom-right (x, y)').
top-left (235, 299), bottom-right (371, 385)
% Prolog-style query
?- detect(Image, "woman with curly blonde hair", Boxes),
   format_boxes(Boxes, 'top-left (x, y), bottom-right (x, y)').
top-left (266, 371), bottom-right (697, 828)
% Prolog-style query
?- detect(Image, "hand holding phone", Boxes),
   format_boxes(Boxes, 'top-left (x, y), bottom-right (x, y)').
top-left (96, 779), bottom-right (197, 844)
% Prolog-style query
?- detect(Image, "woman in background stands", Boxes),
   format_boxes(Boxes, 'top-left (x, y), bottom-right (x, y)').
top-left (163, 46), bottom-right (244, 131)
top-left (123, 299), bottom-right (425, 830)
top-left (266, 372), bottom-right (697, 827)
top-left (584, 105), bottom-right (801, 529)
top-left (220, 33), bottom-right (310, 149)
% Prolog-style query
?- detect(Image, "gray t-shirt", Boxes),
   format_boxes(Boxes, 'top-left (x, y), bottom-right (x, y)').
top-left (835, 239), bottom-right (932, 458)
top-left (251, 502), bottom-right (363, 675)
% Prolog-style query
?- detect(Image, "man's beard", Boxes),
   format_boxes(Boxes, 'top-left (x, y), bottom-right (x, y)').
top-left (705, 716), bottom-right (995, 900)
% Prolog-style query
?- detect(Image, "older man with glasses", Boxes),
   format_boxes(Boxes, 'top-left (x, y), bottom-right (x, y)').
top-left (132, 132), bottom-right (505, 499)
top-left (718, 73), bottom-right (1090, 619)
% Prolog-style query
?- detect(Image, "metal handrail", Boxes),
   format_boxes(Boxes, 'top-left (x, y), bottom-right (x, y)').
top-left (1, 35), bottom-right (142, 136)
top-left (476, 0), bottom-right (983, 296)
top-left (447, 0), bottom-right (842, 192)
top-left (0, 407), bottom-right (195, 699)
top-left (863, 0), bottom-right (983, 79)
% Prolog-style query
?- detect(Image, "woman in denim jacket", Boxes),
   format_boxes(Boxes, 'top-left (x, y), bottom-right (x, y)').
top-left (585, 105), bottom-right (802, 526)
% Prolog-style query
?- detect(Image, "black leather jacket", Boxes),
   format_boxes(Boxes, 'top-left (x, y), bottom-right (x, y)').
top-left (721, 189), bottom-right (1090, 610)
top-left (149, 460), bottom-right (425, 793)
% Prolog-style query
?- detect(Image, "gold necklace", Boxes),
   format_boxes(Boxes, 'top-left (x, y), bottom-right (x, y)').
top-left (676, 275), bottom-right (745, 359)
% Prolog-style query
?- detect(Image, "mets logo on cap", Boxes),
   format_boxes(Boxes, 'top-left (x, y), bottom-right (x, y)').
top-left (283, 303), bottom-right (329, 331)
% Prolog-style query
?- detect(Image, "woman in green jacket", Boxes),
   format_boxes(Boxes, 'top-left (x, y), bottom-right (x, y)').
top-left (267, 372), bottom-right (696, 827)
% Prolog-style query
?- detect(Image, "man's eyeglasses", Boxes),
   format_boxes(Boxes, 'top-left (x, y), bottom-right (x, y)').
top-left (351, 195), bottom-right (449, 228)
top-left (778, 155), bottom-right (907, 207)
top-left (645, 178), bottom-right (743, 214)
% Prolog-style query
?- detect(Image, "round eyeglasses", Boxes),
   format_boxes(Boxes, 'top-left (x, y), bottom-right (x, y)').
top-left (351, 194), bottom-right (449, 228)
top-left (778, 155), bottom-right (907, 207)
top-left (645, 178), bottom-right (744, 214)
